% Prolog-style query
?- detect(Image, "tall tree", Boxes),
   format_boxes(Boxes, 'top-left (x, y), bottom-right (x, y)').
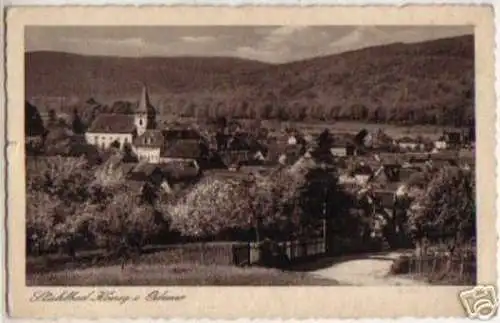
top-left (47, 109), bottom-right (57, 128)
top-left (71, 108), bottom-right (86, 135)
top-left (25, 101), bottom-right (46, 137)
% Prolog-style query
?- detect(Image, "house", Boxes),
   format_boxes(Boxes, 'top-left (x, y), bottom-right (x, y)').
top-left (163, 127), bottom-right (205, 143)
top-left (85, 85), bottom-right (156, 150)
top-left (434, 136), bottom-right (448, 150)
top-left (444, 131), bottom-right (462, 148)
top-left (126, 160), bottom-right (201, 194)
top-left (458, 148), bottom-right (475, 166)
top-left (278, 145), bottom-right (304, 166)
top-left (351, 163), bottom-right (374, 186)
top-left (330, 146), bottom-right (348, 157)
top-left (160, 139), bottom-right (208, 170)
top-left (399, 167), bottom-right (422, 181)
top-left (127, 162), bottom-right (168, 186)
top-left (371, 129), bottom-right (396, 150)
top-left (286, 130), bottom-right (306, 146)
top-left (133, 129), bottom-right (164, 163)
top-left (406, 153), bottom-right (430, 164)
top-left (160, 160), bottom-right (201, 186)
top-left (397, 137), bottom-right (422, 151)
top-left (429, 151), bottom-right (459, 167)
top-left (287, 135), bottom-right (299, 145)
top-left (217, 132), bottom-right (267, 169)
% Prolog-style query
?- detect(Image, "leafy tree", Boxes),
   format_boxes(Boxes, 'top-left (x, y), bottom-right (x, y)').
top-left (26, 156), bottom-right (97, 256)
top-left (71, 108), bottom-right (86, 134)
top-left (110, 140), bottom-right (121, 149)
top-left (167, 178), bottom-right (250, 238)
top-left (25, 101), bottom-right (46, 137)
top-left (407, 167), bottom-right (475, 257)
top-left (43, 126), bottom-right (73, 156)
top-left (88, 190), bottom-right (164, 266)
top-left (122, 142), bottom-right (138, 163)
top-left (167, 172), bottom-right (304, 242)
top-left (317, 129), bottom-right (333, 150)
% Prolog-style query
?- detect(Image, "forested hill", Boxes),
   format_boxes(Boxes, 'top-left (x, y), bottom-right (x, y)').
top-left (25, 35), bottom-right (474, 126)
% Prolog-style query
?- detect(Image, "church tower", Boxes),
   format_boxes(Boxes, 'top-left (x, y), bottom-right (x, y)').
top-left (134, 85), bottom-right (156, 136)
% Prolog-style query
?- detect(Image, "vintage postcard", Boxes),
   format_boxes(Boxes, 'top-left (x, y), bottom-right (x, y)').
top-left (5, 5), bottom-right (497, 319)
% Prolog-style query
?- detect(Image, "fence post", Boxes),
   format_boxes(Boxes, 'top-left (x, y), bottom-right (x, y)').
top-left (200, 243), bottom-right (205, 265)
top-left (322, 218), bottom-right (327, 254)
top-left (459, 253), bottom-right (465, 282)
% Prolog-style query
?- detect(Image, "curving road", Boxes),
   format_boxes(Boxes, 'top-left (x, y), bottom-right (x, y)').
top-left (309, 251), bottom-right (428, 286)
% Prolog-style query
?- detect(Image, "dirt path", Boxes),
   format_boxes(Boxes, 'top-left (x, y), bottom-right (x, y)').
top-left (310, 251), bottom-right (428, 286)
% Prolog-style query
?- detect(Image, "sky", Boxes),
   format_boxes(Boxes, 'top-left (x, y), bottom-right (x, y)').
top-left (25, 25), bottom-right (473, 63)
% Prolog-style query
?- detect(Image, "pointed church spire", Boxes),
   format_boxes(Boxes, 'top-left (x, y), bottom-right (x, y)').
top-left (137, 84), bottom-right (151, 113)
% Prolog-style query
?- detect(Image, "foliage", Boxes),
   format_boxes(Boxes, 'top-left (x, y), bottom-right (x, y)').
top-left (43, 125), bottom-right (74, 156)
top-left (71, 108), bottom-right (86, 134)
top-left (167, 178), bottom-right (250, 238)
top-left (407, 166), bottom-right (475, 253)
top-left (122, 142), bottom-right (138, 163)
top-left (87, 190), bottom-right (164, 254)
top-left (27, 156), bottom-right (94, 203)
top-left (26, 157), bottom-right (99, 255)
top-left (25, 101), bottom-right (46, 137)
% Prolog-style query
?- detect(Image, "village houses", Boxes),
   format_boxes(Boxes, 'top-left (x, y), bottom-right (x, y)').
top-left (85, 86), bottom-right (208, 169)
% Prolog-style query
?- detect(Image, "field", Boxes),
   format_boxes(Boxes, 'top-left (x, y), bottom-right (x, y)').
top-left (160, 115), bottom-right (465, 141)
top-left (262, 120), bottom-right (464, 140)
top-left (27, 263), bottom-right (338, 286)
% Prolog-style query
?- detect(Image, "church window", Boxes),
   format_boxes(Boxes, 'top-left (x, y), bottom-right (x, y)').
top-left (139, 118), bottom-right (143, 126)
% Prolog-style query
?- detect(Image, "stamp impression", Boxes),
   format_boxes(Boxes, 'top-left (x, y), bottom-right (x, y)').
top-left (459, 285), bottom-right (499, 320)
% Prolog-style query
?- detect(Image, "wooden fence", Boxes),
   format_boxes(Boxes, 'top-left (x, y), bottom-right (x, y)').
top-left (404, 243), bottom-right (476, 285)
top-left (233, 238), bottom-right (326, 267)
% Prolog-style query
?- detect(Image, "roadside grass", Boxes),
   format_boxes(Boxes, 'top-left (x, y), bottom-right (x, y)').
top-left (27, 263), bottom-right (340, 286)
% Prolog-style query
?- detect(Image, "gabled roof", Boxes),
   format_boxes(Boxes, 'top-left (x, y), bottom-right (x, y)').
top-left (398, 136), bottom-right (419, 143)
top-left (133, 129), bottom-right (164, 148)
top-left (160, 160), bottom-right (200, 181)
top-left (130, 162), bottom-right (163, 177)
top-left (87, 114), bottom-right (135, 134)
top-left (162, 128), bottom-right (203, 141)
top-left (161, 139), bottom-right (207, 159)
top-left (353, 164), bottom-right (373, 175)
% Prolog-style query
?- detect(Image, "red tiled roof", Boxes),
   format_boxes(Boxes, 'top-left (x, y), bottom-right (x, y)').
top-left (87, 114), bottom-right (135, 134)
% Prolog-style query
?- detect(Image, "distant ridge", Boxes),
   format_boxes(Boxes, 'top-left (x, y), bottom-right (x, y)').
top-left (25, 35), bottom-right (474, 126)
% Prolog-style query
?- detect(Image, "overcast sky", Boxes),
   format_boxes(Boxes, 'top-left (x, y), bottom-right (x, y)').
top-left (26, 26), bottom-right (473, 63)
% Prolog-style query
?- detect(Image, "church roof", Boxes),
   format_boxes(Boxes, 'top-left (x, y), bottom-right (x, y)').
top-left (87, 114), bottom-right (135, 134)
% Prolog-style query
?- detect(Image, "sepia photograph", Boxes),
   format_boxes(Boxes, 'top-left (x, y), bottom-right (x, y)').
top-left (23, 24), bottom-right (478, 287)
top-left (6, 5), bottom-right (498, 319)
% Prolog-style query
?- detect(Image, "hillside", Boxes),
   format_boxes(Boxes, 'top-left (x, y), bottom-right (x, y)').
top-left (25, 35), bottom-right (474, 126)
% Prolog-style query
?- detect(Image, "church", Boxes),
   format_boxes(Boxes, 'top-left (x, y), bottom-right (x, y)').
top-left (85, 86), bottom-right (207, 166)
top-left (85, 85), bottom-right (160, 162)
